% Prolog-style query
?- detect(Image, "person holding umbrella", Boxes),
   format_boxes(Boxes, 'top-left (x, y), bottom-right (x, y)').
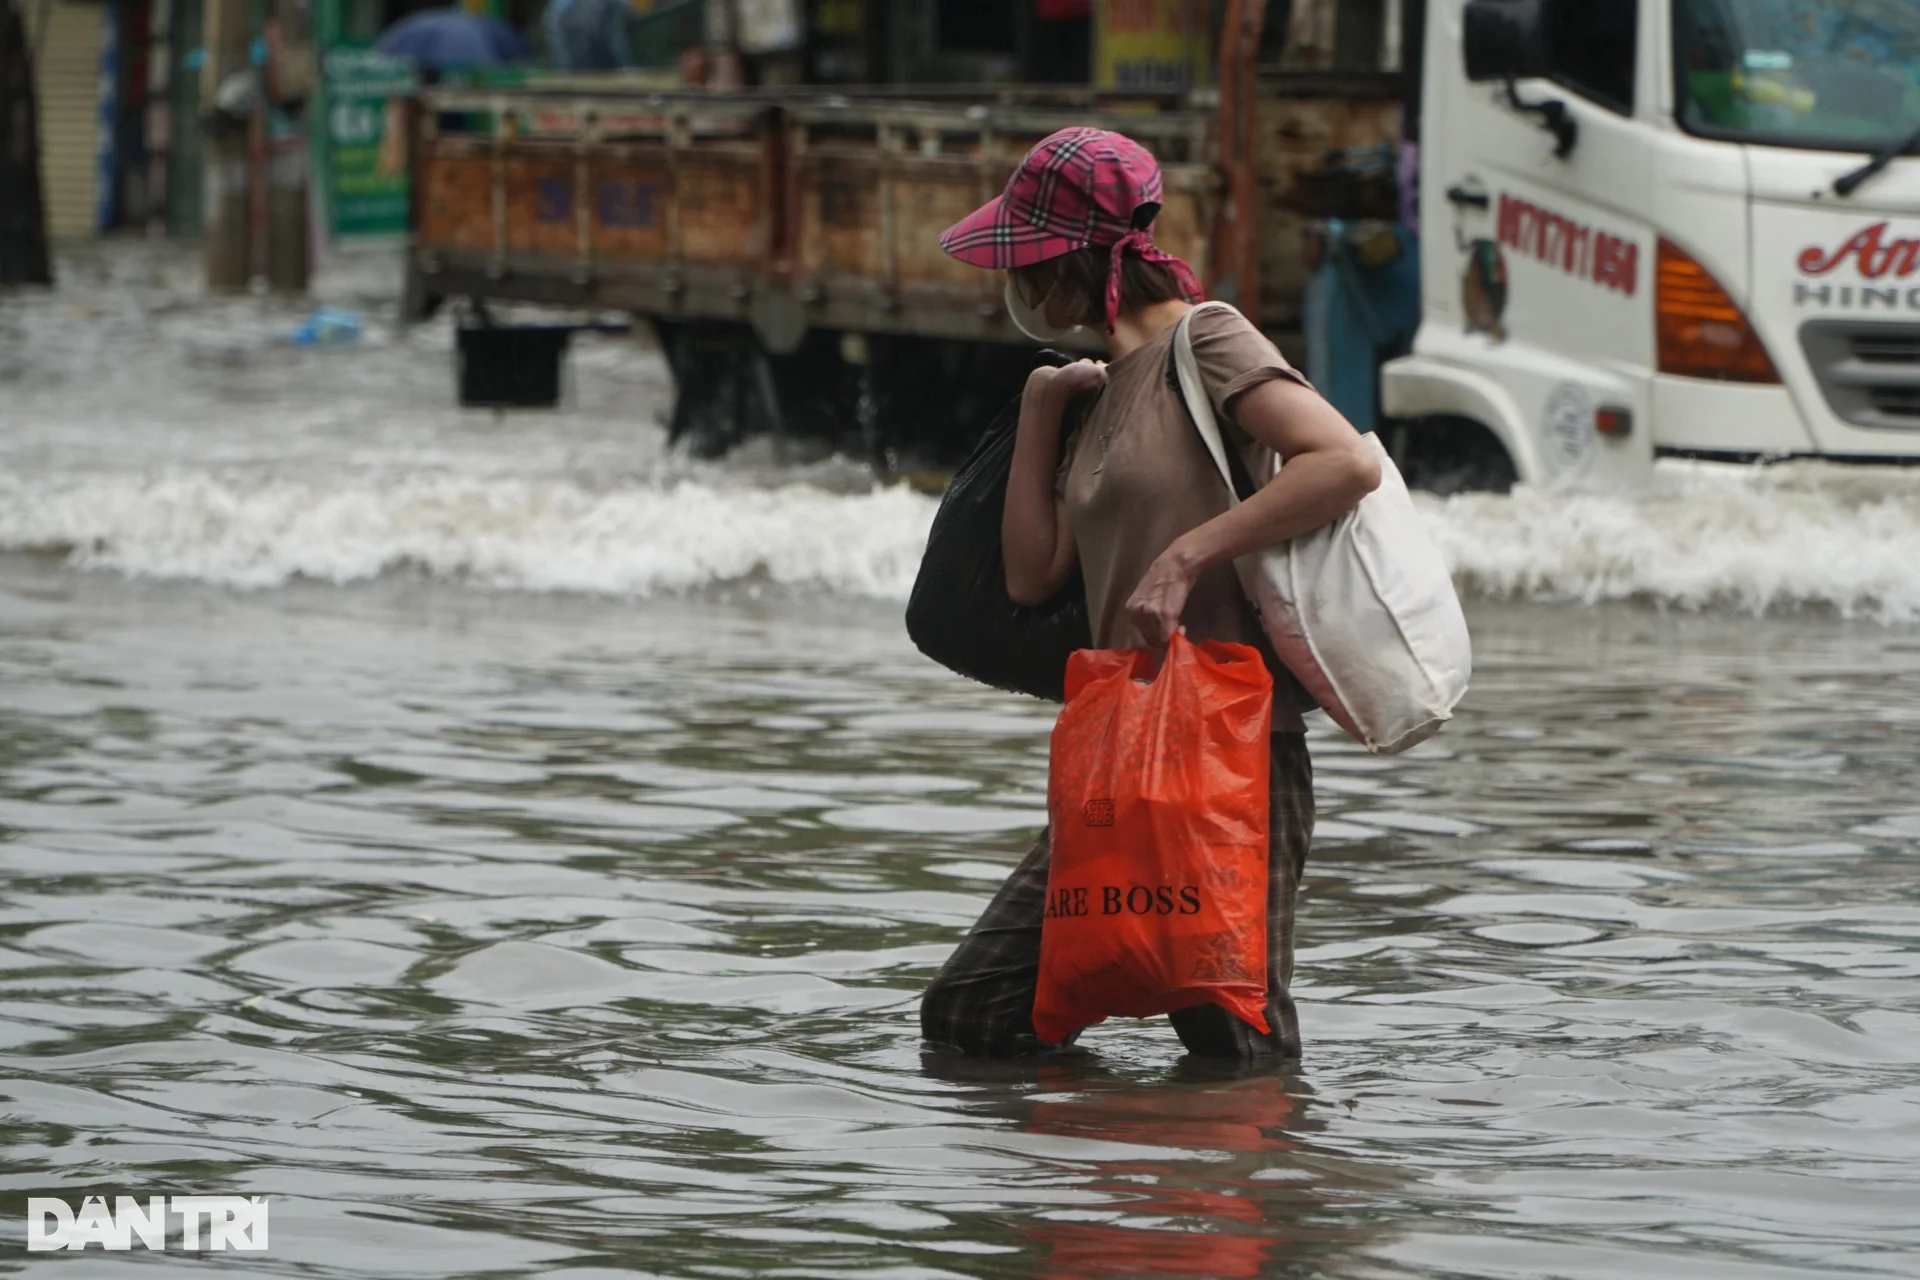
top-left (376, 8), bottom-right (532, 72)
top-left (374, 8), bottom-right (531, 177)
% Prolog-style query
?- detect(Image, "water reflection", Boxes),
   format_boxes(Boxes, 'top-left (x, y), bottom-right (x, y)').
top-left (917, 1055), bottom-right (1408, 1280)
top-left (1028, 1070), bottom-right (1312, 1279)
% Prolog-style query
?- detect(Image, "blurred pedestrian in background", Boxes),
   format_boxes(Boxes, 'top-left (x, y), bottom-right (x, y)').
top-left (544, 0), bottom-right (633, 72)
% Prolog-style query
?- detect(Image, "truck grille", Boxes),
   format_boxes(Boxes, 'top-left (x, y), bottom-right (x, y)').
top-left (1800, 321), bottom-right (1920, 429)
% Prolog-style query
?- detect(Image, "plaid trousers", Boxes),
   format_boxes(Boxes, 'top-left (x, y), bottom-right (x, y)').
top-left (920, 733), bottom-right (1315, 1059)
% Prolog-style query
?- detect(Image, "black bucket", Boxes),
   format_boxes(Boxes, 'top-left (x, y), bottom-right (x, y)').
top-left (456, 325), bottom-right (573, 408)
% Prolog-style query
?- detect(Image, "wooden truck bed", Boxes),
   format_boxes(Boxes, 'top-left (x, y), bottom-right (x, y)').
top-left (408, 86), bottom-right (1217, 348)
top-left (403, 78), bottom-right (1402, 464)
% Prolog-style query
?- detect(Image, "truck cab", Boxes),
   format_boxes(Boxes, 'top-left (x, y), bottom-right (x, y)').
top-left (1384, 0), bottom-right (1920, 490)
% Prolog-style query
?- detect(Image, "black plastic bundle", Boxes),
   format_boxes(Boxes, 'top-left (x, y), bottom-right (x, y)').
top-left (906, 386), bottom-right (1091, 703)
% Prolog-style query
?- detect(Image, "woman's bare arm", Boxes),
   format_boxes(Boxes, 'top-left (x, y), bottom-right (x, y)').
top-left (1003, 362), bottom-right (1103, 606)
top-left (1124, 376), bottom-right (1380, 644)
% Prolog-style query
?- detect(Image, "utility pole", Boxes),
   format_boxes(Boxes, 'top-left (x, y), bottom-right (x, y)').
top-left (203, 0), bottom-right (252, 290)
top-left (1211, 0), bottom-right (1267, 315)
top-left (0, 0), bottom-right (53, 284)
top-left (264, 0), bottom-right (315, 292)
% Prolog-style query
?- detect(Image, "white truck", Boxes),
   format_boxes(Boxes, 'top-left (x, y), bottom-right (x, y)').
top-left (1387, 0), bottom-right (1920, 490)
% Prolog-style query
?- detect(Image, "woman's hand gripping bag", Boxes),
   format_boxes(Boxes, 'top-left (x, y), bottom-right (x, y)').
top-left (1033, 635), bottom-right (1273, 1045)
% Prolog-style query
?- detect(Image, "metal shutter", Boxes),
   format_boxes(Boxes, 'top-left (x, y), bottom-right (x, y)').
top-left (27, 0), bottom-right (104, 240)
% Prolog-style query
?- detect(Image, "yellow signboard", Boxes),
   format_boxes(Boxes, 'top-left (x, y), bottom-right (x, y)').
top-left (1095, 0), bottom-right (1211, 90)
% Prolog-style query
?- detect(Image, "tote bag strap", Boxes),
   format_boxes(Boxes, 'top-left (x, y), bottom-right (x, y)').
top-left (1170, 300), bottom-right (1258, 506)
top-left (1169, 301), bottom-right (1277, 642)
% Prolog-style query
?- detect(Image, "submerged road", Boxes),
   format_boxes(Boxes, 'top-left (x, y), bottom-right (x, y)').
top-left (2, 244), bottom-right (1918, 1278)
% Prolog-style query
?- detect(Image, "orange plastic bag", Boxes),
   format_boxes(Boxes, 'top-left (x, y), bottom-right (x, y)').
top-left (1032, 634), bottom-right (1273, 1045)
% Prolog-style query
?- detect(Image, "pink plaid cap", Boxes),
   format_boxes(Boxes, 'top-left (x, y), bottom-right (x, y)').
top-left (939, 126), bottom-right (1203, 333)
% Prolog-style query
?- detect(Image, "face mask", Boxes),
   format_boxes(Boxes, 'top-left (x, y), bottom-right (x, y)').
top-left (1004, 278), bottom-right (1083, 345)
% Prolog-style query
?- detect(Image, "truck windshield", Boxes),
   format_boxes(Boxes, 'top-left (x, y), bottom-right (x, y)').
top-left (1675, 0), bottom-right (1920, 150)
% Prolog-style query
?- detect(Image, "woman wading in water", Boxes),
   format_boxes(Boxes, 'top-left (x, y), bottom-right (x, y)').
top-left (919, 127), bottom-right (1380, 1060)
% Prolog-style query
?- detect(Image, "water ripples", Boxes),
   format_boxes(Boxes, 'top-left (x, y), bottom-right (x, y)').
top-left (3, 567), bottom-right (1919, 1278)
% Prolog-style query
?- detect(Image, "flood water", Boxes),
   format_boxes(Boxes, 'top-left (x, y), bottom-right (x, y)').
top-left (3, 247), bottom-right (1919, 1278)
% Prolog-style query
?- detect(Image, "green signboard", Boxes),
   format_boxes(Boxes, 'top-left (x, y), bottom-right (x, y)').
top-left (323, 42), bottom-right (415, 237)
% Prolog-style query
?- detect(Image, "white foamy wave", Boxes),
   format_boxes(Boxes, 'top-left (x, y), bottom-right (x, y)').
top-left (0, 470), bottom-right (941, 598)
top-left (8, 456), bottom-right (1920, 620)
top-left (1421, 461), bottom-right (1920, 622)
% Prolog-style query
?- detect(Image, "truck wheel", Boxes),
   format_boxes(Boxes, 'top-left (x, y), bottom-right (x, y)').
top-left (857, 336), bottom-right (1042, 472)
top-left (402, 266), bottom-right (443, 324)
top-left (1384, 416), bottom-right (1518, 495)
top-left (658, 320), bottom-right (778, 458)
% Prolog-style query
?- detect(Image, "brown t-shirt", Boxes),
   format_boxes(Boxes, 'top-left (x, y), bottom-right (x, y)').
top-left (1059, 306), bottom-right (1312, 732)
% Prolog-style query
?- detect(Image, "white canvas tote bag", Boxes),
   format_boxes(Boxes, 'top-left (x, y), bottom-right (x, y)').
top-left (1172, 302), bottom-right (1471, 755)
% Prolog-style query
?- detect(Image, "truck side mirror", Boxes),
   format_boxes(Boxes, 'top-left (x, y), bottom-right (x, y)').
top-left (1463, 0), bottom-right (1549, 82)
top-left (1461, 0), bottom-right (1578, 158)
